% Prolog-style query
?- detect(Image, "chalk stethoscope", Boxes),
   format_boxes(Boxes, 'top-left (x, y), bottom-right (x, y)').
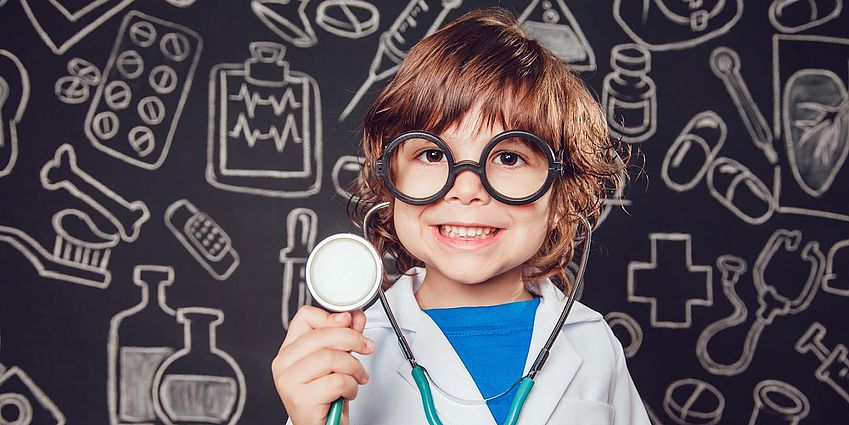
top-left (696, 229), bottom-right (825, 376)
top-left (305, 201), bottom-right (593, 425)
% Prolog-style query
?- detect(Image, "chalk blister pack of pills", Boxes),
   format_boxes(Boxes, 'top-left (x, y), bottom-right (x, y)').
top-left (85, 10), bottom-right (202, 170)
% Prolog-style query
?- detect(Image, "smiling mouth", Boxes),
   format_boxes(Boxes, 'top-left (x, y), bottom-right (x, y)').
top-left (438, 224), bottom-right (501, 239)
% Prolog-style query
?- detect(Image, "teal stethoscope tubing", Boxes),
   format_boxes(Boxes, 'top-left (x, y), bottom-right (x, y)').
top-left (325, 203), bottom-right (592, 425)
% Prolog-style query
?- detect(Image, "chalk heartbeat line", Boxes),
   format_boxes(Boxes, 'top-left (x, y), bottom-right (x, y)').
top-left (229, 84), bottom-right (302, 118)
top-left (228, 113), bottom-right (303, 152)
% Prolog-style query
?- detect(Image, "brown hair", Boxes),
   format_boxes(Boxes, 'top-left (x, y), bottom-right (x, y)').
top-left (349, 7), bottom-right (628, 290)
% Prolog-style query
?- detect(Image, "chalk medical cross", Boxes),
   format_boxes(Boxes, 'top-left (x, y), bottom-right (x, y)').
top-left (628, 233), bottom-right (713, 329)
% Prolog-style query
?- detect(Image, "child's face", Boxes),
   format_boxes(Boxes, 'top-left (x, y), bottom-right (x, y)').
top-left (392, 111), bottom-right (552, 286)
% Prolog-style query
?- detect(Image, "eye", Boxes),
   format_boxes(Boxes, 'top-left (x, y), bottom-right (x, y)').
top-left (417, 149), bottom-right (445, 163)
top-left (494, 151), bottom-right (526, 166)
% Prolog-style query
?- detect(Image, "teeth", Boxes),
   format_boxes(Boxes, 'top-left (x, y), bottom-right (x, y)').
top-left (439, 225), bottom-right (499, 238)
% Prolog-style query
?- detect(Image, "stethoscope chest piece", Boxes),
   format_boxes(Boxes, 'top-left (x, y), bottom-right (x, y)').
top-left (306, 233), bottom-right (383, 312)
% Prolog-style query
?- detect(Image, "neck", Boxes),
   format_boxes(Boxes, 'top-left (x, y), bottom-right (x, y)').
top-left (415, 265), bottom-right (533, 309)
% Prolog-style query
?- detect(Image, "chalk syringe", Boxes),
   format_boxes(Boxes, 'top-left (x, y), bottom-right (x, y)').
top-left (339, 0), bottom-right (463, 121)
top-left (795, 322), bottom-right (849, 403)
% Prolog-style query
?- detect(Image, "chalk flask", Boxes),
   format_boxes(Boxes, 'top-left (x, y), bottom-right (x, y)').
top-left (602, 43), bottom-right (656, 143)
top-left (152, 307), bottom-right (245, 425)
top-left (108, 265), bottom-right (179, 425)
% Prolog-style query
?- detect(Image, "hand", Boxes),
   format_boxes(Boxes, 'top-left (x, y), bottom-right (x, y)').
top-left (272, 305), bottom-right (374, 425)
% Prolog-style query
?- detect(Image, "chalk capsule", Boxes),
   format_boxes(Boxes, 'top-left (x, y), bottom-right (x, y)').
top-left (707, 157), bottom-right (775, 225)
top-left (662, 111), bottom-right (726, 192)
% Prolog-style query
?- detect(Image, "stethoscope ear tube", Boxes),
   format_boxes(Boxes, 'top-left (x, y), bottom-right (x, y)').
top-left (412, 366), bottom-right (445, 425)
top-left (527, 214), bottom-right (592, 379)
top-left (503, 378), bottom-right (535, 425)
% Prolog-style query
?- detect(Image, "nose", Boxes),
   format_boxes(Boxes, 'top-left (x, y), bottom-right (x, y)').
top-left (444, 167), bottom-right (490, 205)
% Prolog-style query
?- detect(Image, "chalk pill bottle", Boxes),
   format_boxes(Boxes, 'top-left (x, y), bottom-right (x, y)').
top-left (602, 43), bottom-right (656, 144)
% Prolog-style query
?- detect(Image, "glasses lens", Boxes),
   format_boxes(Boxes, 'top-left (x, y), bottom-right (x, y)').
top-left (485, 136), bottom-right (550, 200)
top-left (387, 136), bottom-right (449, 200)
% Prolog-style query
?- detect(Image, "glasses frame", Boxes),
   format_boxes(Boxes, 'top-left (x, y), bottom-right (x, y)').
top-left (376, 130), bottom-right (564, 206)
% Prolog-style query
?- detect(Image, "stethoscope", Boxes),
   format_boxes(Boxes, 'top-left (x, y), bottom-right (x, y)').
top-left (305, 201), bottom-right (593, 425)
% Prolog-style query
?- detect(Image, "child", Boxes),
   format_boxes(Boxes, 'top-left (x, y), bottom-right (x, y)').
top-left (272, 7), bottom-right (650, 425)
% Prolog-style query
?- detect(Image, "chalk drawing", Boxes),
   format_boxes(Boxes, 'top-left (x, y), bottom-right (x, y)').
top-left (663, 378), bottom-right (724, 425)
top-left (517, 0), bottom-right (596, 72)
top-left (0, 366), bottom-right (66, 425)
top-left (338, 0), bottom-right (463, 121)
top-left (707, 157), bottom-right (777, 225)
top-left (0, 215), bottom-right (114, 289)
top-left (748, 379), bottom-right (810, 425)
top-left (824, 238), bottom-right (849, 296)
top-left (773, 34), bottom-right (849, 201)
top-left (55, 50), bottom-right (102, 105)
top-left (252, 0), bottom-right (317, 48)
top-left (697, 230), bottom-right (825, 376)
top-left (645, 403), bottom-right (664, 425)
top-left (0, 50), bottom-right (30, 178)
top-left (316, 0), bottom-right (379, 39)
top-left (85, 11), bottom-right (203, 170)
top-left (709, 47), bottom-right (778, 165)
top-left (613, 0), bottom-right (743, 51)
top-left (627, 233), bottom-right (713, 329)
top-left (783, 69), bottom-right (849, 198)
top-left (602, 43), bottom-right (657, 144)
top-left (662, 111), bottom-right (726, 192)
top-left (207, 42), bottom-right (322, 198)
top-left (605, 311), bottom-right (643, 358)
top-left (796, 322), bottom-right (849, 404)
top-left (152, 307), bottom-right (246, 425)
top-left (40, 144), bottom-right (150, 243)
top-left (166, 0), bottom-right (196, 7)
top-left (56, 75), bottom-right (91, 104)
top-left (331, 154), bottom-right (363, 199)
top-left (108, 265), bottom-right (178, 425)
top-left (68, 57), bottom-right (102, 86)
top-left (0, 143), bottom-right (155, 288)
top-left (280, 208), bottom-right (317, 330)
top-left (165, 199), bottom-right (240, 281)
top-left (769, 0), bottom-right (843, 33)
top-left (20, 0), bottom-right (136, 54)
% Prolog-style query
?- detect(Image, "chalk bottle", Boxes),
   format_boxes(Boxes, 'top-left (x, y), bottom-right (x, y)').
top-left (108, 265), bottom-right (179, 425)
top-left (152, 308), bottom-right (245, 425)
top-left (602, 43), bottom-right (656, 144)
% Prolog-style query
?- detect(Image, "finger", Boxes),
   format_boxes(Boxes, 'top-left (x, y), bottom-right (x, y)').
top-left (281, 307), bottom-right (354, 351)
top-left (276, 377), bottom-right (353, 425)
top-left (351, 309), bottom-right (367, 334)
top-left (287, 348), bottom-right (369, 385)
top-left (275, 327), bottom-right (374, 372)
top-left (307, 373), bottom-right (360, 405)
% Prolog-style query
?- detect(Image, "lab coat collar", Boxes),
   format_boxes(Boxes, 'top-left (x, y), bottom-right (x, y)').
top-left (364, 267), bottom-right (602, 424)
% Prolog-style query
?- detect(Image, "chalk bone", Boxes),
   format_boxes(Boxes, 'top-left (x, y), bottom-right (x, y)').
top-left (40, 144), bottom-right (150, 242)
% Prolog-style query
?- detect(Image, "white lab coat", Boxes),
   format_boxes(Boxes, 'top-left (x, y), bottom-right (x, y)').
top-left (287, 267), bottom-right (651, 425)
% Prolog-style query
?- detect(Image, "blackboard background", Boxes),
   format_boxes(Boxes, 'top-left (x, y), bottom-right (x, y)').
top-left (1, 0), bottom-right (848, 423)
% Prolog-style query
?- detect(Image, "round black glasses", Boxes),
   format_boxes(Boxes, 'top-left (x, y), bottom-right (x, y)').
top-left (376, 130), bottom-right (564, 206)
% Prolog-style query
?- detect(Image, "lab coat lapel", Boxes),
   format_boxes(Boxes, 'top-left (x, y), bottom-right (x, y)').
top-left (371, 269), bottom-right (590, 425)
top-left (515, 281), bottom-right (585, 425)
top-left (386, 270), bottom-right (495, 425)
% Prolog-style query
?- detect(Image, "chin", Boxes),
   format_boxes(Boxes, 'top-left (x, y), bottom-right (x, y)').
top-left (430, 262), bottom-right (505, 285)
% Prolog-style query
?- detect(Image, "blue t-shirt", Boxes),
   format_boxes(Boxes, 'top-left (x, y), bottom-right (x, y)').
top-left (423, 297), bottom-right (539, 424)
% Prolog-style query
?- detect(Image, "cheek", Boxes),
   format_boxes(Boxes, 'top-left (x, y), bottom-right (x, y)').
top-left (392, 203), bottom-right (425, 257)
top-left (525, 199), bottom-right (553, 248)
